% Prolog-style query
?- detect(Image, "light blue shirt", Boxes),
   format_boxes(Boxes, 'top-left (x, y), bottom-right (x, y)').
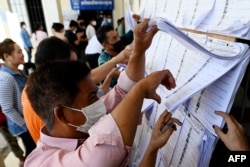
top-left (20, 28), bottom-right (32, 48)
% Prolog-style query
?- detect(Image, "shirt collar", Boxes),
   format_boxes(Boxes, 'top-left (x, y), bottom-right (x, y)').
top-left (38, 127), bottom-right (83, 151)
top-left (1, 65), bottom-right (19, 76)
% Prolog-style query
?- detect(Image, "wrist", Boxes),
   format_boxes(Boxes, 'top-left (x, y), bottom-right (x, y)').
top-left (133, 49), bottom-right (145, 57)
top-left (146, 142), bottom-right (159, 155)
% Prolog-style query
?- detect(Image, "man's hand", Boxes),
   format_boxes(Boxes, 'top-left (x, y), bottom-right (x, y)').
top-left (213, 111), bottom-right (249, 151)
top-left (138, 70), bottom-right (176, 103)
top-left (112, 44), bottom-right (133, 64)
top-left (149, 111), bottom-right (181, 150)
top-left (133, 16), bottom-right (158, 53)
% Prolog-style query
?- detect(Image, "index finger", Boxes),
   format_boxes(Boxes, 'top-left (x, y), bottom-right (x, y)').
top-left (215, 111), bottom-right (235, 129)
top-left (161, 70), bottom-right (176, 90)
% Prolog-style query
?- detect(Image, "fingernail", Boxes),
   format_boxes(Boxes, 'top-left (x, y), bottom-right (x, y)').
top-left (172, 124), bottom-right (177, 131)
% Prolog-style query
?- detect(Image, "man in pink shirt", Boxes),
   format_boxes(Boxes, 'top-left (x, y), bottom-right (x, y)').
top-left (23, 18), bottom-right (179, 166)
top-left (24, 61), bottom-right (179, 167)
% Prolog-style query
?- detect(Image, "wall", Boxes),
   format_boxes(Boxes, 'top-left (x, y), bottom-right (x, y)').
top-left (0, 0), bottom-right (10, 10)
top-left (41, 0), bottom-right (64, 36)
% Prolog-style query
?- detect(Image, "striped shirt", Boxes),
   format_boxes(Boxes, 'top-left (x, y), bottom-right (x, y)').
top-left (0, 70), bottom-right (25, 128)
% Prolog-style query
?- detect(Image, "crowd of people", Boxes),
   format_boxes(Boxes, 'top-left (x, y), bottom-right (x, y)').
top-left (0, 14), bottom-right (249, 167)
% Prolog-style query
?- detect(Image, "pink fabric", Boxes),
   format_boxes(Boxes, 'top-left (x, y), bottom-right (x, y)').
top-left (24, 115), bottom-right (132, 167)
top-left (24, 71), bottom-right (135, 167)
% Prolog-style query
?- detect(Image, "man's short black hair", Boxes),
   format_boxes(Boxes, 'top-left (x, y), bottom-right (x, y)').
top-left (26, 61), bottom-right (91, 130)
top-left (20, 21), bottom-right (25, 28)
top-left (69, 20), bottom-right (78, 27)
top-left (96, 24), bottom-right (114, 44)
top-left (52, 23), bottom-right (64, 32)
top-left (35, 37), bottom-right (76, 67)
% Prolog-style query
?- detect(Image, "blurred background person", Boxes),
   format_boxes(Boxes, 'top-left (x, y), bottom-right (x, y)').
top-left (86, 18), bottom-right (96, 41)
top-left (0, 38), bottom-right (36, 164)
top-left (51, 22), bottom-right (67, 42)
top-left (31, 24), bottom-right (48, 48)
top-left (117, 17), bottom-right (125, 37)
top-left (20, 22), bottom-right (33, 63)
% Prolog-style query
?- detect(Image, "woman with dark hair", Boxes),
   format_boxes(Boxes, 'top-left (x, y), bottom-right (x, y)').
top-left (31, 24), bottom-right (48, 47)
top-left (0, 38), bottom-right (36, 164)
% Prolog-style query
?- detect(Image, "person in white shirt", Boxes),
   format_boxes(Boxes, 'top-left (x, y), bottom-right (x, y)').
top-left (86, 19), bottom-right (96, 41)
top-left (85, 35), bottom-right (103, 55)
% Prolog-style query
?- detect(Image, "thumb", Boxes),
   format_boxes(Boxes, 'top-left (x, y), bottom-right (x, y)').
top-left (151, 93), bottom-right (161, 104)
top-left (213, 125), bottom-right (226, 141)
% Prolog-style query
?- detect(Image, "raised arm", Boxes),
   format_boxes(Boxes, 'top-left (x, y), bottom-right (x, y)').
top-left (111, 70), bottom-right (176, 146)
top-left (125, 18), bottom-right (158, 82)
top-left (90, 47), bottom-right (131, 84)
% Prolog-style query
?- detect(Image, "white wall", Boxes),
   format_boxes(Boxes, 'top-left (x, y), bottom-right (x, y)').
top-left (41, 0), bottom-right (64, 36)
top-left (0, 0), bottom-right (10, 10)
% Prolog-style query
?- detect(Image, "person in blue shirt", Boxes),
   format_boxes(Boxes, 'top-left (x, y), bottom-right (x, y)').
top-left (20, 22), bottom-right (33, 63)
top-left (0, 38), bottom-right (36, 165)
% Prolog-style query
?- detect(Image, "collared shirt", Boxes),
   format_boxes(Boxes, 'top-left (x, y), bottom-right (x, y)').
top-left (0, 65), bottom-right (26, 91)
top-left (20, 29), bottom-right (32, 48)
top-left (24, 114), bottom-right (133, 167)
top-left (22, 70), bottom-right (135, 143)
top-left (86, 25), bottom-right (96, 40)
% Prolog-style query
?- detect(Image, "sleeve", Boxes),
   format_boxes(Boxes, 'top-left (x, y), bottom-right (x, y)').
top-left (0, 75), bottom-right (25, 126)
top-left (20, 31), bottom-right (27, 48)
top-left (102, 71), bottom-right (136, 113)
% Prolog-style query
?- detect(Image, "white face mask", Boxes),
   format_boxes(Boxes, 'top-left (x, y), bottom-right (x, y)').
top-left (107, 18), bottom-right (112, 23)
top-left (92, 21), bottom-right (97, 26)
top-left (64, 99), bottom-right (106, 133)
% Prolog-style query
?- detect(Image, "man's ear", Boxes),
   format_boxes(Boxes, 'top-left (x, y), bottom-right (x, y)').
top-left (3, 53), bottom-right (10, 61)
top-left (103, 41), bottom-right (108, 48)
top-left (54, 106), bottom-right (68, 124)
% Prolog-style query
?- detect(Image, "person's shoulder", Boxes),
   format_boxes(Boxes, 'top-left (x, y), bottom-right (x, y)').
top-left (0, 71), bottom-right (15, 83)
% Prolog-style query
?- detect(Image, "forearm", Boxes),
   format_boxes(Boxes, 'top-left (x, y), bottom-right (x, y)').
top-left (0, 84), bottom-right (25, 126)
top-left (2, 108), bottom-right (25, 126)
top-left (125, 51), bottom-right (145, 82)
top-left (101, 76), bottom-right (112, 94)
top-left (111, 82), bottom-right (146, 146)
top-left (139, 145), bottom-right (158, 167)
top-left (90, 59), bottom-right (117, 84)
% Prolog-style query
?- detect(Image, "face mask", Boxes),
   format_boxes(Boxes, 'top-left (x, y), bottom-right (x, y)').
top-left (107, 18), bottom-right (112, 23)
top-left (92, 21), bottom-right (97, 26)
top-left (112, 40), bottom-right (125, 53)
top-left (65, 99), bottom-right (106, 133)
